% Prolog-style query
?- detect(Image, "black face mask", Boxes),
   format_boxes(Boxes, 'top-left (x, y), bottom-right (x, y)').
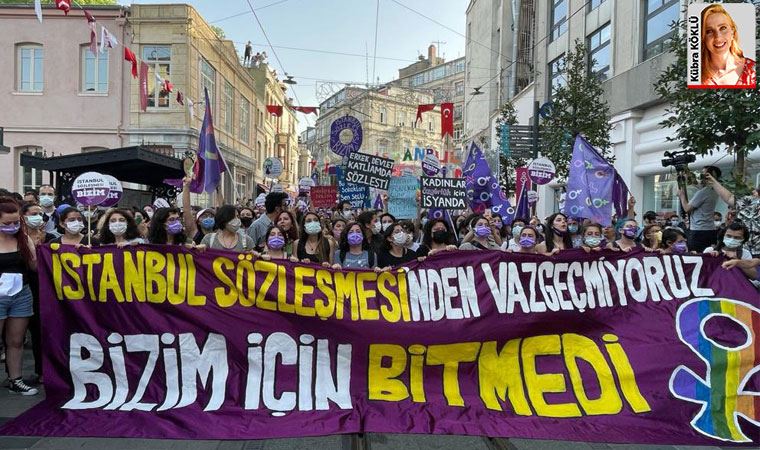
top-left (240, 217), bottom-right (254, 228)
top-left (432, 230), bottom-right (449, 244)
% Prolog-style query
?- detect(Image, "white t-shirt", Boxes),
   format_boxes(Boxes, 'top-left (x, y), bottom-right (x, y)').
top-left (703, 246), bottom-right (752, 260)
top-left (501, 239), bottom-right (521, 252)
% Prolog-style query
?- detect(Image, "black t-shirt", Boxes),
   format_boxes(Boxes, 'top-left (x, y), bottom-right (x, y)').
top-left (377, 247), bottom-right (417, 268)
top-left (49, 235), bottom-right (100, 246)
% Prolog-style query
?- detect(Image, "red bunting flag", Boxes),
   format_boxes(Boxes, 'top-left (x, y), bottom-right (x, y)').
top-left (163, 79), bottom-right (174, 93)
top-left (55, 0), bottom-right (70, 15)
top-left (124, 47), bottom-right (138, 78)
top-left (83, 10), bottom-right (97, 55)
top-left (416, 103), bottom-right (436, 123)
top-left (139, 62), bottom-right (149, 112)
top-left (266, 105), bottom-right (283, 117)
top-left (440, 102), bottom-right (454, 138)
top-left (176, 91), bottom-right (184, 105)
top-left (293, 106), bottom-right (318, 115)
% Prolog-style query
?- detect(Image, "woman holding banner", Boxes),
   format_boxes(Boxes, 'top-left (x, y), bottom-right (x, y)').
top-left (609, 219), bottom-right (643, 252)
top-left (536, 213), bottom-right (573, 255)
top-left (98, 209), bottom-right (144, 247)
top-left (49, 207), bottom-right (99, 247)
top-left (332, 223), bottom-right (376, 269)
top-left (293, 212), bottom-right (334, 266)
top-left (21, 203), bottom-right (55, 246)
top-left (0, 197), bottom-right (38, 395)
top-left (418, 218), bottom-right (457, 257)
top-left (199, 206), bottom-right (255, 252)
top-left (148, 208), bottom-right (190, 246)
top-left (510, 225), bottom-right (541, 255)
top-left (276, 211), bottom-right (299, 256)
top-left (659, 228), bottom-right (692, 255)
top-left (377, 223), bottom-right (417, 268)
top-left (580, 223), bottom-right (606, 253)
top-left (260, 225), bottom-right (290, 261)
top-left (459, 216), bottom-right (500, 250)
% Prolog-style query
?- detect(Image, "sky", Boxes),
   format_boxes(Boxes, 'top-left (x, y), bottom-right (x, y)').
top-left (122, 0), bottom-right (468, 131)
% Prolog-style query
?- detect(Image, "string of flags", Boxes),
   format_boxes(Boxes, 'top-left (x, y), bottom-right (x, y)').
top-left (37, 0), bottom-right (193, 116)
top-left (267, 105), bottom-right (320, 116)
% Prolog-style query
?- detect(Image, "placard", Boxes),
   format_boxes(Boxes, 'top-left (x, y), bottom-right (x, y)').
top-left (421, 153), bottom-right (440, 176)
top-left (100, 175), bottom-right (123, 208)
top-left (344, 152), bottom-right (394, 190)
top-left (387, 176), bottom-right (418, 219)
top-left (421, 177), bottom-right (467, 209)
top-left (527, 157), bottom-right (556, 185)
top-left (338, 180), bottom-right (370, 209)
top-left (71, 171), bottom-right (110, 206)
top-left (330, 115), bottom-right (363, 156)
top-left (310, 185), bottom-right (338, 208)
top-left (263, 157), bottom-right (283, 178)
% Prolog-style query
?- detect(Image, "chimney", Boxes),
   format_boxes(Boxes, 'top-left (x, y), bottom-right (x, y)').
top-left (428, 44), bottom-right (436, 63)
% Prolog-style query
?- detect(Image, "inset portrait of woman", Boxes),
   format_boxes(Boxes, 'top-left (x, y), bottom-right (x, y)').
top-left (701, 4), bottom-right (756, 86)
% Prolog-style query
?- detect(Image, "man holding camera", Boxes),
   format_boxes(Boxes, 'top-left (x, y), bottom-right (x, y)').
top-left (678, 166), bottom-right (720, 253)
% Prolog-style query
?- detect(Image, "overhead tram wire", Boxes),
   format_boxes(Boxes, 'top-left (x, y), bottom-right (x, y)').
top-left (243, 0), bottom-right (313, 127)
top-left (371, 0), bottom-right (381, 84)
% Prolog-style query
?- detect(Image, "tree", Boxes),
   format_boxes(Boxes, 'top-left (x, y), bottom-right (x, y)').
top-left (210, 25), bottom-right (226, 40)
top-left (0, 0), bottom-right (118, 4)
top-left (539, 40), bottom-right (613, 180)
top-left (494, 102), bottom-right (522, 193)
top-left (653, 0), bottom-right (760, 192)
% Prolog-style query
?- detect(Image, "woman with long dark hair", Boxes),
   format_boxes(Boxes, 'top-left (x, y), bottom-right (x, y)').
top-left (332, 222), bottom-right (375, 269)
top-left (276, 210), bottom-right (299, 256)
top-left (418, 218), bottom-right (457, 257)
top-left (377, 222), bottom-right (417, 268)
top-left (148, 207), bottom-right (190, 245)
top-left (49, 207), bottom-right (99, 246)
top-left (98, 209), bottom-right (144, 246)
top-left (292, 212), bottom-right (333, 265)
top-left (260, 225), bottom-right (290, 260)
top-left (199, 205), bottom-right (255, 252)
top-left (0, 197), bottom-right (39, 395)
top-left (21, 203), bottom-right (55, 246)
top-left (535, 212), bottom-right (573, 255)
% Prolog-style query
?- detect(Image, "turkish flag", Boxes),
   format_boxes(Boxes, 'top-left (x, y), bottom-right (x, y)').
top-left (267, 105), bottom-right (283, 117)
top-left (139, 62), bottom-right (149, 112)
top-left (293, 106), bottom-right (318, 115)
top-left (55, 0), bottom-right (70, 15)
top-left (416, 103), bottom-right (436, 123)
top-left (441, 102), bottom-right (454, 138)
top-left (163, 79), bottom-right (174, 93)
top-left (124, 47), bottom-right (138, 78)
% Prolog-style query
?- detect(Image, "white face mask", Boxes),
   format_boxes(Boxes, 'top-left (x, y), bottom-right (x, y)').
top-left (65, 220), bottom-right (85, 234)
top-left (372, 222), bottom-right (382, 234)
top-left (381, 222), bottom-right (392, 232)
top-left (39, 195), bottom-right (55, 208)
top-left (109, 222), bottom-right (128, 236)
top-left (393, 232), bottom-right (407, 245)
top-left (226, 218), bottom-right (241, 233)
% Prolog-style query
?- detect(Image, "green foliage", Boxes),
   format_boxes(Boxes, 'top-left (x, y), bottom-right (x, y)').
top-left (539, 40), bottom-right (613, 180)
top-left (0, 0), bottom-right (118, 4)
top-left (653, 0), bottom-right (760, 191)
top-left (210, 25), bottom-right (226, 40)
top-left (494, 102), bottom-right (521, 193)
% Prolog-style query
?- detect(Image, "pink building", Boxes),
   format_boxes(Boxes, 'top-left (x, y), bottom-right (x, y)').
top-left (0, 4), bottom-right (130, 193)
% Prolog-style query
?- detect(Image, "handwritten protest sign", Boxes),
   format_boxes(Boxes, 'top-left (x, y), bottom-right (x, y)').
top-left (388, 175), bottom-right (418, 219)
top-left (338, 180), bottom-right (370, 209)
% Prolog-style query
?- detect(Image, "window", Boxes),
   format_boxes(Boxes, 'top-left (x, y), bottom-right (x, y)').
top-left (588, 23), bottom-right (611, 80)
top-left (17, 146), bottom-right (43, 192)
top-left (548, 54), bottom-right (566, 99)
top-left (589, 0), bottom-right (605, 11)
top-left (16, 44), bottom-right (43, 92)
top-left (258, 110), bottom-right (264, 129)
top-left (222, 82), bottom-right (234, 132)
top-left (379, 106), bottom-right (387, 124)
top-left (455, 81), bottom-right (464, 96)
top-left (142, 46), bottom-right (171, 108)
top-left (550, 0), bottom-right (568, 42)
top-left (81, 45), bottom-right (108, 93)
top-left (428, 121), bottom-right (433, 131)
top-left (199, 58), bottom-right (215, 114)
top-left (643, 0), bottom-right (679, 60)
top-left (399, 110), bottom-right (406, 127)
top-left (240, 96), bottom-right (250, 143)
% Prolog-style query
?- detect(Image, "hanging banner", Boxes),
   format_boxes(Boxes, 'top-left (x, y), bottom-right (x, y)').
top-left (421, 177), bottom-right (467, 210)
top-left (344, 152), bottom-right (394, 191)
top-left (309, 185), bottom-right (338, 208)
top-left (338, 180), bottom-right (370, 209)
top-left (387, 175), bottom-right (418, 219)
top-left (2, 246), bottom-right (759, 445)
top-left (330, 115), bottom-right (363, 157)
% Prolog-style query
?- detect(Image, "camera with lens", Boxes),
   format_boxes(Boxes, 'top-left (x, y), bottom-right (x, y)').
top-left (661, 150), bottom-right (696, 172)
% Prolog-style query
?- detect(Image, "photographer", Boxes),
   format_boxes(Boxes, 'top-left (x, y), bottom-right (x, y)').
top-left (678, 166), bottom-right (720, 253)
top-left (706, 173), bottom-right (760, 258)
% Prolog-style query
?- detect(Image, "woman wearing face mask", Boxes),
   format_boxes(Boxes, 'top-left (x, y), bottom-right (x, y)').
top-left (50, 208), bottom-right (98, 246)
top-left (0, 197), bottom-right (39, 395)
top-left (192, 208), bottom-right (215, 245)
top-left (132, 209), bottom-right (149, 239)
top-left (337, 201), bottom-right (354, 221)
top-left (293, 212), bottom-right (333, 265)
top-left (641, 224), bottom-right (663, 250)
top-left (512, 226), bottom-right (540, 254)
top-left (398, 220), bottom-right (421, 252)
top-left (659, 228), bottom-right (691, 255)
top-left (330, 219), bottom-right (347, 245)
top-left (609, 219), bottom-right (643, 252)
top-left (602, 224), bottom-right (616, 244)
top-left (535, 213), bottom-right (573, 256)
top-left (567, 218), bottom-right (583, 248)
top-left (239, 207), bottom-right (255, 233)
top-left (98, 209), bottom-right (144, 247)
top-left (501, 218), bottom-right (528, 252)
top-left (379, 213), bottom-right (396, 234)
top-left (199, 205), bottom-right (255, 252)
top-left (705, 222), bottom-right (751, 260)
top-left (357, 210), bottom-right (382, 251)
top-left (668, 215), bottom-right (684, 230)
top-left (460, 215), bottom-right (500, 250)
top-left (148, 208), bottom-right (190, 246)
top-left (418, 219), bottom-right (457, 257)
top-left (580, 223), bottom-right (605, 253)
top-left (332, 223), bottom-right (376, 269)
top-left (377, 223), bottom-right (417, 269)
top-left (276, 210), bottom-right (299, 256)
top-left (21, 203), bottom-right (55, 246)
top-left (260, 225), bottom-right (290, 260)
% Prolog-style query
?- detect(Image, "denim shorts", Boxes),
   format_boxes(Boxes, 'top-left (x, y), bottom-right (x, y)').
top-left (0, 285), bottom-right (33, 319)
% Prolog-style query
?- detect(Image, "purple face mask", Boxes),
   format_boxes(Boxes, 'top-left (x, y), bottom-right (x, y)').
top-left (347, 231), bottom-right (364, 246)
top-left (519, 236), bottom-right (536, 248)
top-left (474, 224), bottom-right (491, 237)
top-left (0, 223), bottom-right (20, 235)
top-left (622, 226), bottom-right (638, 238)
top-left (267, 235), bottom-right (285, 250)
top-left (672, 241), bottom-right (688, 254)
top-left (166, 221), bottom-right (183, 235)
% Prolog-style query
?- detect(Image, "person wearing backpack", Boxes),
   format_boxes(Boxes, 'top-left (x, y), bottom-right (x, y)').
top-left (199, 205), bottom-right (254, 252)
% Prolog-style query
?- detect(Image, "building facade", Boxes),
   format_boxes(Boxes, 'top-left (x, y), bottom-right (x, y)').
top-left (0, 4), bottom-right (130, 193)
top-left (312, 85), bottom-right (460, 184)
top-left (470, 0), bottom-right (760, 219)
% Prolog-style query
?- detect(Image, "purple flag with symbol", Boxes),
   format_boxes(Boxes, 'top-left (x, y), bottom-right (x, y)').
top-left (190, 88), bottom-right (227, 194)
top-left (563, 135), bottom-right (628, 226)
top-left (462, 142), bottom-right (514, 221)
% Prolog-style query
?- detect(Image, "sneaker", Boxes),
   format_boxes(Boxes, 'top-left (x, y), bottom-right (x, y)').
top-left (8, 377), bottom-right (39, 396)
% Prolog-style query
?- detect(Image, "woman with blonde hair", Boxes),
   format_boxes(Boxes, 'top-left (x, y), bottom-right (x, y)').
top-left (701, 4), bottom-right (756, 86)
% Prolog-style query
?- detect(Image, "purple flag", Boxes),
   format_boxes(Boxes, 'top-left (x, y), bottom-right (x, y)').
top-left (463, 142), bottom-right (514, 221)
top-left (564, 135), bottom-right (628, 226)
top-left (514, 176), bottom-right (530, 219)
top-left (190, 88), bottom-right (227, 194)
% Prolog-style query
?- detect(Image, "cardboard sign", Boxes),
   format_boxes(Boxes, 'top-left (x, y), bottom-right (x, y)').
top-left (338, 180), bottom-right (370, 209)
top-left (388, 176), bottom-right (418, 219)
top-left (344, 152), bottom-right (394, 190)
top-left (310, 185), bottom-right (338, 208)
top-left (421, 177), bottom-right (467, 210)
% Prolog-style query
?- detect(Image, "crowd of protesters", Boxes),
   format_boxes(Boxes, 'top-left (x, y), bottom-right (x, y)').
top-left (0, 169), bottom-right (759, 396)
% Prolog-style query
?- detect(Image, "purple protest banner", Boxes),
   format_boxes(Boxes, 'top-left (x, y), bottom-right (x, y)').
top-left (2, 245), bottom-right (759, 445)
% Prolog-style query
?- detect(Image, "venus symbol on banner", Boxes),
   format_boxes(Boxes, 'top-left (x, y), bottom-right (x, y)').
top-left (71, 172), bottom-right (111, 206)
